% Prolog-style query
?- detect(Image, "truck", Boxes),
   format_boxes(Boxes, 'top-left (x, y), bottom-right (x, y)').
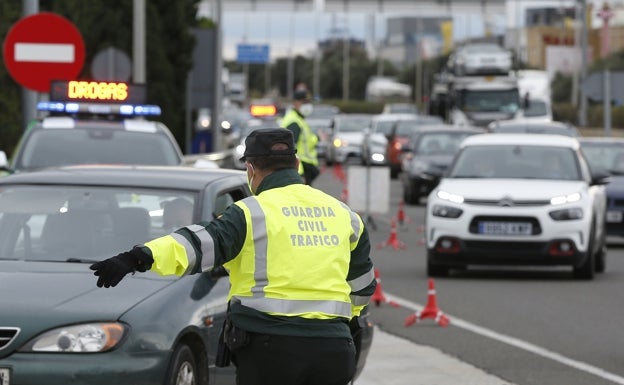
top-left (430, 72), bottom-right (522, 128)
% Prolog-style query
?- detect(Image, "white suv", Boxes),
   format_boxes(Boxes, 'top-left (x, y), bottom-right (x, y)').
top-left (426, 133), bottom-right (610, 279)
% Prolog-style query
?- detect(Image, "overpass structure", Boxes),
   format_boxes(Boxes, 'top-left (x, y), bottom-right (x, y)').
top-left (217, 0), bottom-right (506, 14)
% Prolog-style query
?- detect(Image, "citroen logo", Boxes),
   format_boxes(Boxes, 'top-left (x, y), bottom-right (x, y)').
top-left (499, 197), bottom-right (514, 207)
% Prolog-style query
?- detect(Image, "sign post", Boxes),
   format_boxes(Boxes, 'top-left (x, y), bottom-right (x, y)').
top-left (3, 12), bottom-right (86, 92)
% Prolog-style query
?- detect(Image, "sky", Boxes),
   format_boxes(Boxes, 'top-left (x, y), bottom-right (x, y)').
top-left (198, 0), bottom-right (610, 61)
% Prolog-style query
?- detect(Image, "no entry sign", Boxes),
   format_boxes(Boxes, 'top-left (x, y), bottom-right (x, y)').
top-left (3, 12), bottom-right (85, 92)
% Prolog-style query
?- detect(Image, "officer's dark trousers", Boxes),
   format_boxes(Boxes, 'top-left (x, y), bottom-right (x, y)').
top-left (233, 332), bottom-right (356, 385)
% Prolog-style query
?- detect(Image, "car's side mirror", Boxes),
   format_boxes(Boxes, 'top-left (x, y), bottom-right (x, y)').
top-left (591, 169), bottom-right (611, 186)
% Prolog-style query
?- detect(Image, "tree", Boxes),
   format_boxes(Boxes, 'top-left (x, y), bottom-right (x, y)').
top-left (0, 1), bottom-right (198, 153)
top-left (0, 2), bottom-right (24, 156)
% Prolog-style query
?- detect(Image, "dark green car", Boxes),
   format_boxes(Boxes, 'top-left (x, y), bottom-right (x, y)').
top-left (0, 165), bottom-right (250, 385)
top-left (0, 165), bottom-right (374, 385)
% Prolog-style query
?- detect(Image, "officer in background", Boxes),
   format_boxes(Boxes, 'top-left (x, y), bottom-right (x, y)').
top-left (90, 128), bottom-right (376, 385)
top-left (281, 87), bottom-right (320, 185)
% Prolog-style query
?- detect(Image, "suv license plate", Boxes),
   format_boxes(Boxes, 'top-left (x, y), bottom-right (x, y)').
top-left (478, 221), bottom-right (532, 235)
top-left (0, 368), bottom-right (10, 385)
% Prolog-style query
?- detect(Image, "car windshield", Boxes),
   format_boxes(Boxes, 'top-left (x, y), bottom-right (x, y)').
top-left (373, 120), bottom-right (397, 136)
top-left (414, 132), bottom-right (474, 155)
top-left (581, 142), bottom-right (624, 174)
top-left (308, 105), bottom-right (339, 119)
top-left (335, 117), bottom-right (371, 132)
top-left (492, 124), bottom-right (578, 137)
top-left (449, 145), bottom-right (581, 180)
top-left (0, 185), bottom-right (196, 262)
top-left (395, 117), bottom-right (443, 136)
top-left (17, 128), bottom-right (182, 170)
top-left (459, 89), bottom-right (520, 113)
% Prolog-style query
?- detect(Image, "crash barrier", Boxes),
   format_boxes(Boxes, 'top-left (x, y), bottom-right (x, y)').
top-left (371, 268), bottom-right (400, 307)
top-left (404, 278), bottom-right (450, 327)
top-left (376, 217), bottom-right (406, 250)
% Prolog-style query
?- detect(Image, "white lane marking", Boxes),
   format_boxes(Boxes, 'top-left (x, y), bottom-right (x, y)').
top-left (15, 43), bottom-right (75, 63)
top-left (386, 292), bottom-right (624, 385)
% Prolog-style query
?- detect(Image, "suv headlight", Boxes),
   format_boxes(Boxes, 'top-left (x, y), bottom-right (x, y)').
top-left (432, 204), bottom-right (463, 218)
top-left (19, 323), bottom-right (127, 353)
top-left (549, 207), bottom-right (583, 221)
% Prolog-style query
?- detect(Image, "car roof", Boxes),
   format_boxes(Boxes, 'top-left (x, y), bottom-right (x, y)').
top-left (372, 113), bottom-right (419, 122)
top-left (0, 165), bottom-right (247, 191)
top-left (461, 133), bottom-right (580, 149)
top-left (409, 124), bottom-right (483, 133)
top-left (36, 116), bottom-right (170, 132)
top-left (578, 136), bottom-right (624, 144)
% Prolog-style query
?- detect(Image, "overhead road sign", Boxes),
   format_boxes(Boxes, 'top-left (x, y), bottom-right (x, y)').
top-left (2, 12), bottom-right (85, 92)
top-left (237, 43), bottom-right (270, 64)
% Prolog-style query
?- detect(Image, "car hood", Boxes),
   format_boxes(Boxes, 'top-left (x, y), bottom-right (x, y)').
top-left (436, 179), bottom-right (588, 200)
top-left (336, 132), bottom-right (364, 144)
top-left (0, 261), bottom-right (173, 329)
top-left (606, 176), bottom-right (624, 195)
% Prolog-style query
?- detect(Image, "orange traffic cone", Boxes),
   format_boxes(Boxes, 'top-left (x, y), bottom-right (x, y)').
top-left (376, 218), bottom-right (406, 250)
top-left (370, 268), bottom-right (400, 307)
top-left (394, 200), bottom-right (412, 230)
top-left (333, 163), bottom-right (346, 183)
top-left (404, 278), bottom-right (450, 327)
top-left (340, 184), bottom-right (349, 203)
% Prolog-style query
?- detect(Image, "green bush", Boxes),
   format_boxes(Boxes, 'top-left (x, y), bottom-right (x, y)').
top-left (553, 103), bottom-right (624, 129)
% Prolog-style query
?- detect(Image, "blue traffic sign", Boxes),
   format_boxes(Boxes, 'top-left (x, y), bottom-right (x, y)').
top-left (236, 44), bottom-right (270, 64)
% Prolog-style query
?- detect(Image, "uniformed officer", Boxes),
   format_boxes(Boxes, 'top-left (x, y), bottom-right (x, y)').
top-left (90, 128), bottom-right (376, 385)
top-left (281, 88), bottom-right (320, 185)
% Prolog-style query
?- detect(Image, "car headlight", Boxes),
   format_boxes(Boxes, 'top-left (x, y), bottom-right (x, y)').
top-left (333, 138), bottom-right (347, 148)
top-left (432, 204), bottom-right (463, 218)
top-left (18, 323), bottom-right (127, 353)
top-left (550, 192), bottom-right (581, 205)
top-left (549, 207), bottom-right (584, 221)
top-left (235, 144), bottom-right (245, 158)
top-left (436, 190), bottom-right (465, 204)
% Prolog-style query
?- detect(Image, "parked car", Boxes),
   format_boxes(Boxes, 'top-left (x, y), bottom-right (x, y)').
top-left (579, 137), bottom-right (624, 237)
top-left (487, 120), bottom-right (580, 137)
top-left (426, 133), bottom-right (610, 279)
top-left (386, 115), bottom-right (444, 178)
top-left (0, 82), bottom-right (185, 174)
top-left (447, 43), bottom-right (513, 76)
top-left (0, 164), bottom-right (375, 384)
top-left (400, 125), bottom-right (484, 204)
top-left (325, 113), bottom-right (374, 165)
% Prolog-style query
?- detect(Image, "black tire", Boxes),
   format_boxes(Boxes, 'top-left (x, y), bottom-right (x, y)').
top-left (427, 249), bottom-right (449, 277)
top-left (403, 181), bottom-right (420, 205)
top-left (594, 226), bottom-right (607, 273)
top-left (573, 224), bottom-right (595, 280)
top-left (166, 344), bottom-right (198, 385)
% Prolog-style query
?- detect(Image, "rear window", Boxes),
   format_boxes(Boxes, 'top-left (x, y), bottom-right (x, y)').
top-left (16, 127), bottom-right (182, 170)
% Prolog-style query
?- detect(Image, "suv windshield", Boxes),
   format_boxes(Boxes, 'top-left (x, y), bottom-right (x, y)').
top-left (450, 145), bottom-right (581, 180)
top-left (16, 126), bottom-right (183, 170)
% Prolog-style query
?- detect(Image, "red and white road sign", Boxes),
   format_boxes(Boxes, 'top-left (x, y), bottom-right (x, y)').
top-left (2, 12), bottom-right (85, 92)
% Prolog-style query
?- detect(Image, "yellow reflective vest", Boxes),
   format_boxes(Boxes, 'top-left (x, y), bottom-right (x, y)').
top-left (280, 109), bottom-right (319, 167)
top-left (225, 184), bottom-right (368, 320)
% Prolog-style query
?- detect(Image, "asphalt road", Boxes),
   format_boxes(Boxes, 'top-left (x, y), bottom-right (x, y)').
top-left (314, 163), bottom-right (624, 385)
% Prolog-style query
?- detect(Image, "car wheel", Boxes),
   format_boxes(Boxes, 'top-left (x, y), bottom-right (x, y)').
top-left (427, 249), bottom-right (449, 277)
top-left (403, 181), bottom-right (420, 205)
top-left (594, 227), bottom-right (607, 273)
top-left (166, 344), bottom-right (198, 385)
top-left (573, 224), bottom-right (595, 280)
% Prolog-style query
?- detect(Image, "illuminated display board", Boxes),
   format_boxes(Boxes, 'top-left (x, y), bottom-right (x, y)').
top-left (50, 80), bottom-right (147, 104)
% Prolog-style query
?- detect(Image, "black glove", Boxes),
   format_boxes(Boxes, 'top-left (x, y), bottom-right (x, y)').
top-left (90, 247), bottom-right (153, 288)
